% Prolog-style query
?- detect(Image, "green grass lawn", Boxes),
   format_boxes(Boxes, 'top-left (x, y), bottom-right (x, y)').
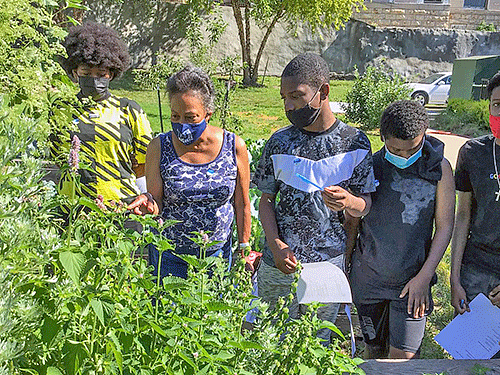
top-left (110, 75), bottom-right (388, 150)
top-left (111, 75), bottom-right (452, 359)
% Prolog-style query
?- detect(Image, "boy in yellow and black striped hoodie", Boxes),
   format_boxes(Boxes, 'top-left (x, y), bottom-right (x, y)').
top-left (50, 22), bottom-right (152, 206)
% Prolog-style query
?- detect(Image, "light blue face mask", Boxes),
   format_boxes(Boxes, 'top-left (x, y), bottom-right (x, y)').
top-left (384, 141), bottom-right (424, 169)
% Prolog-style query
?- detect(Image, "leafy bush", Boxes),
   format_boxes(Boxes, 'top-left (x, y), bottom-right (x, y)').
top-left (15, 204), bottom-right (362, 374)
top-left (343, 67), bottom-right (411, 130)
top-left (434, 98), bottom-right (489, 137)
top-left (476, 21), bottom-right (496, 32)
top-left (0, 3), bottom-right (364, 373)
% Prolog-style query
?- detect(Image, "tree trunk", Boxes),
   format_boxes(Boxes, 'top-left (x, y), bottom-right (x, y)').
top-left (243, 1), bottom-right (254, 86)
top-left (251, 8), bottom-right (285, 85)
top-left (230, 0), bottom-right (252, 85)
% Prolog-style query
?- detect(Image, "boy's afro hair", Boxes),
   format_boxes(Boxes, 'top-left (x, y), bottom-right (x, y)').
top-left (62, 22), bottom-right (131, 79)
top-left (380, 100), bottom-right (429, 140)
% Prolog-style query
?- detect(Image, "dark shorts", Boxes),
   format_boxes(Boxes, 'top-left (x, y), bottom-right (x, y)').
top-left (461, 261), bottom-right (500, 302)
top-left (356, 298), bottom-right (426, 354)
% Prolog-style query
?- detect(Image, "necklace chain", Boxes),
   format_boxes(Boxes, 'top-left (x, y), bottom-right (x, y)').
top-left (493, 139), bottom-right (500, 201)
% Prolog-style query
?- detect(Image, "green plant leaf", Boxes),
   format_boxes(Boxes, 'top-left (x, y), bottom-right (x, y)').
top-left (90, 297), bottom-right (115, 326)
top-left (149, 321), bottom-right (168, 337)
top-left (298, 364), bottom-right (317, 375)
top-left (177, 351), bottom-right (196, 369)
top-left (317, 320), bottom-right (344, 339)
top-left (206, 301), bottom-right (239, 311)
top-left (213, 350), bottom-right (235, 360)
top-left (107, 340), bottom-right (123, 373)
top-left (41, 314), bottom-right (60, 344)
top-left (78, 196), bottom-right (106, 216)
top-left (227, 340), bottom-right (266, 351)
top-left (47, 367), bottom-right (64, 375)
top-left (176, 254), bottom-right (200, 268)
top-left (62, 341), bottom-right (88, 375)
top-left (59, 251), bottom-right (86, 285)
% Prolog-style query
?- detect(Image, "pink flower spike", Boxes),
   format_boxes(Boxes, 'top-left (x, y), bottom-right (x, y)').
top-left (68, 134), bottom-right (81, 173)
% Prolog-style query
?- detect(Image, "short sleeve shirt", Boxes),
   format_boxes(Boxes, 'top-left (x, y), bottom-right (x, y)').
top-left (350, 136), bottom-right (443, 302)
top-left (253, 120), bottom-right (376, 265)
top-left (455, 135), bottom-right (500, 273)
top-left (50, 94), bottom-right (152, 203)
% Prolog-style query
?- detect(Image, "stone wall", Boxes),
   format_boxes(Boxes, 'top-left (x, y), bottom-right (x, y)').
top-left (450, 8), bottom-right (500, 29)
top-left (352, 1), bottom-right (500, 30)
top-left (84, 2), bottom-right (500, 78)
top-left (352, 2), bottom-right (451, 29)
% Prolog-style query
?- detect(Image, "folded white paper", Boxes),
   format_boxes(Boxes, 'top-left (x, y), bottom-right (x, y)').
top-left (296, 261), bottom-right (352, 304)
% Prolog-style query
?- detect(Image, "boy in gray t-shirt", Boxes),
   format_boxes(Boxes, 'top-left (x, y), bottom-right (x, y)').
top-left (253, 53), bottom-right (376, 343)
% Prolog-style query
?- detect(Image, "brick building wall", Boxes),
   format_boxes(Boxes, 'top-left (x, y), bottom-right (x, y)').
top-left (352, 1), bottom-right (500, 30)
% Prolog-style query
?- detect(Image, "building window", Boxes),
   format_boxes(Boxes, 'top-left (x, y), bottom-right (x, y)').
top-left (463, 0), bottom-right (486, 8)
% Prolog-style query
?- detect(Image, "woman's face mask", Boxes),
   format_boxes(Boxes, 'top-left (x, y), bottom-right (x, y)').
top-left (171, 118), bottom-right (208, 145)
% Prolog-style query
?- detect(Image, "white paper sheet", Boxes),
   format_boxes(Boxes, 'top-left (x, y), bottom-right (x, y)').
top-left (434, 293), bottom-right (500, 359)
top-left (296, 261), bottom-right (352, 304)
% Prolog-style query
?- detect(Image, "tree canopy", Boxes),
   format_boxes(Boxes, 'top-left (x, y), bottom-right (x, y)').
top-left (190, 0), bottom-right (364, 85)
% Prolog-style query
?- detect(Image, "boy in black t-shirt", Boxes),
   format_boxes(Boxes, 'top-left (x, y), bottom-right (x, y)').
top-left (349, 100), bottom-right (455, 359)
top-left (452, 72), bottom-right (500, 314)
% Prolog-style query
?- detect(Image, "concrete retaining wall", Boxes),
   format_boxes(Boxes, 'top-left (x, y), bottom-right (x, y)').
top-left (85, 2), bottom-right (500, 78)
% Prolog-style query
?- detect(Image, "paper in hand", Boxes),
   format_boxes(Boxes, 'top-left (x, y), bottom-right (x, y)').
top-left (296, 261), bottom-right (352, 304)
top-left (434, 293), bottom-right (500, 359)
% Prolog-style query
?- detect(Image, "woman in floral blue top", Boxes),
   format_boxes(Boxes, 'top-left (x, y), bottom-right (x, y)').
top-left (129, 66), bottom-right (251, 278)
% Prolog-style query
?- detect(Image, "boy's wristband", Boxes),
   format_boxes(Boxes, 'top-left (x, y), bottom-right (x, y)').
top-left (239, 242), bottom-right (250, 249)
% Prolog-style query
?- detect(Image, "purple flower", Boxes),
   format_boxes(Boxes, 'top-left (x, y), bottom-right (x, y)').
top-left (68, 135), bottom-right (81, 173)
top-left (193, 352), bottom-right (199, 359)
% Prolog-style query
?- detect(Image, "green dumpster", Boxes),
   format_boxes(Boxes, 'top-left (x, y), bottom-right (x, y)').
top-left (449, 55), bottom-right (500, 100)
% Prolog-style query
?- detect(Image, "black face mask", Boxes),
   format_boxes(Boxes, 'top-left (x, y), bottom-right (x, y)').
top-left (78, 76), bottom-right (110, 100)
top-left (285, 88), bottom-right (322, 129)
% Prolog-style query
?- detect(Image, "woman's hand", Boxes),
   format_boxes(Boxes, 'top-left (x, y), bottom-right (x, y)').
top-left (127, 193), bottom-right (159, 215)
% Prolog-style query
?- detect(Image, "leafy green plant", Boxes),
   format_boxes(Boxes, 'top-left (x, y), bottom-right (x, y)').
top-left (1, 107), bottom-right (362, 374)
top-left (477, 21), bottom-right (496, 32)
top-left (434, 98), bottom-right (489, 137)
top-left (343, 67), bottom-right (411, 130)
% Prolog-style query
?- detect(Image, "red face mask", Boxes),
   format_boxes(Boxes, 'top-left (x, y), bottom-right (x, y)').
top-left (490, 114), bottom-right (500, 138)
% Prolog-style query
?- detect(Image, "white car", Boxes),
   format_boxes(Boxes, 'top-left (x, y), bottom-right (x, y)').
top-left (408, 72), bottom-right (452, 106)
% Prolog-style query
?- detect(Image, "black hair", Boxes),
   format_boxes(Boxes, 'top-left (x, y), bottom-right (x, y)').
top-left (281, 53), bottom-right (330, 90)
top-left (380, 100), bottom-right (429, 140)
top-left (62, 22), bottom-right (131, 79)
top-left (487, 72), bottom-right (500, 100)
top-left (166, 65), bottom-right (216, 112)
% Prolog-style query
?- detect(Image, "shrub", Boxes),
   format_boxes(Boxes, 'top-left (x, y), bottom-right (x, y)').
top-left (476, 21), bottom-right (496, 32)
top-left (434, 98), bottom-right (489, 137)
top-left (343, 67), bottom-right (411, 130)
